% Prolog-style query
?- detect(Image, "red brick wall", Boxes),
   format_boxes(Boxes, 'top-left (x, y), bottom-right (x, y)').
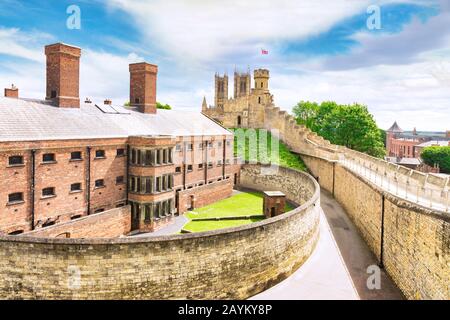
top-left (24, 206), bottom-right (131, 238)
top-left (89, 145), bottom-right (127, 213)
top-left (0, 134), bottom-right (239, 234)
top-left (178, 179), bottom-right (233, 214)
top-left (173, 136), bottom-right (237, 189)
top-left (0, 138), bottom-right (127, 234)
top-left (0, 150), bottom-right (31, 234)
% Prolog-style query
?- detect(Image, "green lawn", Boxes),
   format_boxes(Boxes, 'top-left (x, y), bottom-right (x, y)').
top-left (231, 128), bottom-right (307, 171)
top-left (182, 191), bottom-right (295, 233)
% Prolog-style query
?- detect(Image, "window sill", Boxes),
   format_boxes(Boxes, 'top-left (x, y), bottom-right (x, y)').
top-left (69, 190), bottom-right (82, 194)
top-left (40, 195), bottom-right (56, 200)
top-left (6, 200), bottom-right (25, 206)
top-left (130, 163), bottom-right (172, 167)
top-left (94, 157), bottom-right (106, 160)
top-left (69, 159), bottom-right (83, 162)
top-left (41, 161), bottom-right (57, 165)
top-left (116, 154), bottom-right (126, 158)
top-left (7, 164), bottom-right (25, 168)
top-left (115, 182), bottom-right (125, 186)
top-left (94, 186), bottom-right (106, 190)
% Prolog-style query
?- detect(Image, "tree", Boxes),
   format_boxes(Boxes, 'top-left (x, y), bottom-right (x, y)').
top-left (124, 101), bottom-right (172, 110)
top-left (421, 146), bottom-right (450, 173)
top-left (292, 101), bottom-right (385, 158)
top-left (156, 102), bottom-right (172, 110)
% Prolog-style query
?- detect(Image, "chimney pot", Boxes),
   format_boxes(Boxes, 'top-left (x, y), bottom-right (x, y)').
top-left (84, 97), bottom-right (92, 104)
top-left (45, 43), bottom-right (81, 108)
top-left (4, 84), bottom-right (18, 98)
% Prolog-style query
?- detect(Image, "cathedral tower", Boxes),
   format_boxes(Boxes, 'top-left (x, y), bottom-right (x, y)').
top-left (234, 70), bottom-right (251, 98)
top-left (214, 73), bottom-right (228, 109)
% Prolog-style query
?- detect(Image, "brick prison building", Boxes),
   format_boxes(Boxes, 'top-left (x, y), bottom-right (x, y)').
top-left (0, 43), bottom-right (240, 235)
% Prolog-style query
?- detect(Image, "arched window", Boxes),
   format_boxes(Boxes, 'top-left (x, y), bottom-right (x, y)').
top-left (258, 97), bottom-right (261, 104)
top-left (237, 116), bottom-right (242, 127)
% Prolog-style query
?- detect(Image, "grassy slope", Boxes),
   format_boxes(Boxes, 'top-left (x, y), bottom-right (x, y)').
top-left (231, 128), bottom-right (307, 171)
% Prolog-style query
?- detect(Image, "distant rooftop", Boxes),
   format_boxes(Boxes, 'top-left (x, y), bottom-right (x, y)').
top-left (387, 121), bottom-right (403, 133)
top-left (416, 140), bottom-right (449, 148)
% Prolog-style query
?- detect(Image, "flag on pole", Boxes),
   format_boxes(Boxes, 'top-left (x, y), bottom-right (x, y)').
top-left (261, 49), bottom-right (269, 55)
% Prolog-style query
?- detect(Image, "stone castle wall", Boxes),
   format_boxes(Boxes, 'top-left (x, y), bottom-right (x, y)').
top-left (333, 164), bottom-right (449, 299)
top-left (257, 106), bottom-right (449, 299)
top-left (0, 164), bottom-right (320, 300)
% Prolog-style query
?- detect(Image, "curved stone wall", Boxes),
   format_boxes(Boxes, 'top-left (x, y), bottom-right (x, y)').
top-left (0, 164), bottom-right (320, 300)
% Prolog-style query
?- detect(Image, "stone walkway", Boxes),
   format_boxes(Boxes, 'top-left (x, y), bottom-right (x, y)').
top-left (251, 190), bottom-right (404, 300)
top-left (251, 205), bottom-right (359, 300)
top-left (320, 190), bottom-right (404, 300)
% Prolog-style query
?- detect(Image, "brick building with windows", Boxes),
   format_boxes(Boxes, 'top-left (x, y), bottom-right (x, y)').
top-left (385, 121), bottom-right (449, 172)
top-left (0, 43), bottom-right (240, 235)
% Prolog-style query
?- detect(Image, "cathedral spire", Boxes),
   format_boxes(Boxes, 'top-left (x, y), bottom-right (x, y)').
top-left (202, 96), bottom-right (208, 111)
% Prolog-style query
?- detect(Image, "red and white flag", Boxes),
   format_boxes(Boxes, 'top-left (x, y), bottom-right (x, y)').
top-left (261, 49), bottom-right (269, 55)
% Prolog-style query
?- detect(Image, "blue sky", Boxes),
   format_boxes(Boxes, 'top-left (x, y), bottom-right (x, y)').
top-left (0, 0), bottom-right (449, 131)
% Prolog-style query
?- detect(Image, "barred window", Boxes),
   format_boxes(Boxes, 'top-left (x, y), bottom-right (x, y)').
top-left (8, 155), bottom-right (23, 166)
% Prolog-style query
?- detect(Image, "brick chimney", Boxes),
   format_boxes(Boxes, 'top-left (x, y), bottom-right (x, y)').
top-left (129, 62), bottom-right (158, 114)
top-left (4, 84), bottom-right (18, 98)
top-left (45, 43), bottom-right (81, 108)
top-left (104, 99), bottom-right (112, 105)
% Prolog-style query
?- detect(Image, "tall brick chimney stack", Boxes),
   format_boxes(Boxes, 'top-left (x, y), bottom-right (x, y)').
top-left (45, 43), bottom-right (81, 108)
top-left (129, 62), bottom-right (158, 114)
top-left (4, 84), bottom-right (18, 98)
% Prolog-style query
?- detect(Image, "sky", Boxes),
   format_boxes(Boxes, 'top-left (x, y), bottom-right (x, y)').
top-left (0, 0), bottom-right (449, 131)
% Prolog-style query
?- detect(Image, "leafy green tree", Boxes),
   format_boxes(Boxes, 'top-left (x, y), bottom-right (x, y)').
top-left (292, 101), bottom-right (385, 158)
top-left (421, 146), bottom-right (450, 173)
top-left (293, 101), bottom-right (319, 130)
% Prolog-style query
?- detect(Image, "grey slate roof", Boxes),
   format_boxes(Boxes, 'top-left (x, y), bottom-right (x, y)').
top-left (398, 158), bottom-right (421, 166)
top-left (0, 97), bottom-right (232, 142)
top-left (387, 121), bottom-right (403, 133)
top-left (416, 140), bottom-right (449, 147)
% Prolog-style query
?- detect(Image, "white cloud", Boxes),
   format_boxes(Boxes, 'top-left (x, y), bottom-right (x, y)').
top-left (0, 27), bottom-right (52, 62)
top-left (270, 61), bottom-right (450, 131)
top-left (106, 0), bottom-right (375, 63)
top-left (0, 27), bottom-right (144, 105)
top-left (1, 0), bottom-right (448, 132)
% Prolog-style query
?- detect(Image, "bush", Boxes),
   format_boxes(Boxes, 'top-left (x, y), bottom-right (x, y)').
top-left (421, 146), bottom-right (450, 173)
